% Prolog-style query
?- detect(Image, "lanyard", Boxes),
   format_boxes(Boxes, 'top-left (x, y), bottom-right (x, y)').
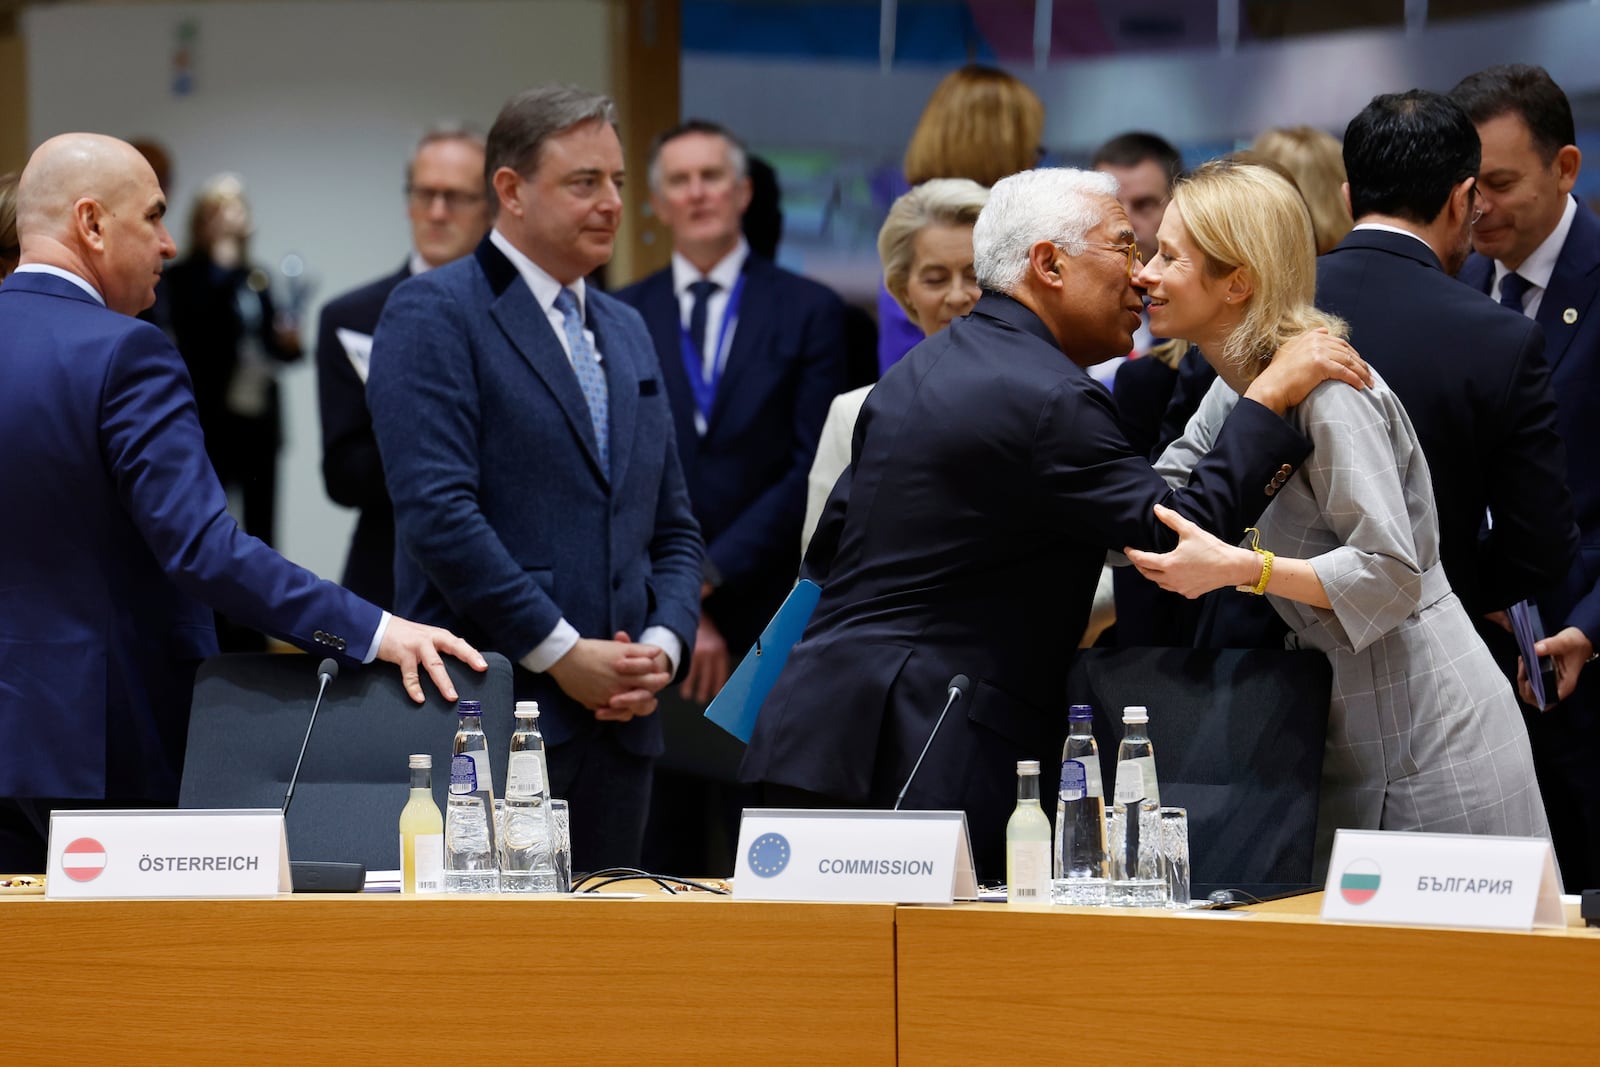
top-left (678, 273), bottom-right (745, 421)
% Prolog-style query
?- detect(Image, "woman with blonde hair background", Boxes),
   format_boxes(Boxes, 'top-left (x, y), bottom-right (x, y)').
top-left (1127, 160), bottom-right (1548, 867)
top-left (804, 177), bottom-right (988, 552)
top-left (1250, 125), bottom-right (1353, 255)
top-left (878, 66), bottom-right (1044, 373)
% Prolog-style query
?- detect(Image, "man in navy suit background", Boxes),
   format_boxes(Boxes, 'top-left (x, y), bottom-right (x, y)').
top-left (0, 134), bottom-right (484, 872)
top-left (741, 168), bottom-right (1369, 877)
top-left (617, 120), bottom-right (846, 701)
top-left (1451, 64), bottom-right (1600, 889)
top-left (315, 124), bottom-right (490, 609)
top-left (367, 86), bottom-right (704, 870)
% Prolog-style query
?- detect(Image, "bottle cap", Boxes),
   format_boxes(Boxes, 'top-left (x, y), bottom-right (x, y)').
top-left (1122, 705), bottom-right (1149, 724)
top-left (456, 699), bottom-right (482, 716)
top-left (408, 753), bottom-right (431, 769)
top-left (1017, 759), bottom-right (1040, 775)
top-left (1068, 705), bottom-right (1093, 721)
top-left (514, 700), bottom-right (540, 719)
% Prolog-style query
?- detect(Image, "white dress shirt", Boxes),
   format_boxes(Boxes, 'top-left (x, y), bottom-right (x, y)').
top-left (1492, 194), bottom-right (1577, 319)
top-left (671, 238), bottom-right (749, 436)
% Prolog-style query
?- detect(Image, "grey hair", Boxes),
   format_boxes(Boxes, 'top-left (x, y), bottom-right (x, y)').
top-left (407, 122), bottom-right (486, 186)
top-left (646, 119), bottom-right (749, 194)
top-left (973, 168), bottom-right (1120, 294)
top-left (878, 178), bottom-right (989, 323)
top-left (485, 85), bottom-right (617, 204)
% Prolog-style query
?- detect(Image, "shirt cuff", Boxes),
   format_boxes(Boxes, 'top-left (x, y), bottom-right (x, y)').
top-left (362, 611), bottom-right (391, 664)
top-left (520, 619), bottom-right (581, 673)
top-left (640, 625), bottom-right (683, 677)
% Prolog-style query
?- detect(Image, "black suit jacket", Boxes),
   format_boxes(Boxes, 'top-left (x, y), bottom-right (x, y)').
top-left (616, 255), bottom-right (847, 652)
top-left (315, 263), bottom-right (410, 608)
top-left (1317, 227), bottom-right (1576, 618)
top-left (740, 292), bottom-right (1311, 877)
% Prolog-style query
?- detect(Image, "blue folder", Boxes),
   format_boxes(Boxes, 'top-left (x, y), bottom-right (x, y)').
top-left (704, 579), bottom-right (821, 743)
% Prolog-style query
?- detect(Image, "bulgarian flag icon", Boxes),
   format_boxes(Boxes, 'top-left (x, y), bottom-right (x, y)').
top-left (1339, 859), bottom-right (1382, 905)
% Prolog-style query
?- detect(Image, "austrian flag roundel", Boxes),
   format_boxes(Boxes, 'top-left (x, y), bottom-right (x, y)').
top-left (62, 837), bottom-right (108, 882)
top-left (1339, 858), bottom-right (1381, 905)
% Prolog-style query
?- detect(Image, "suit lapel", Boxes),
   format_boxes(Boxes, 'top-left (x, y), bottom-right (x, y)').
top-left (707, 257), bottom-right (767, 438)
top-left (1533, 200), bottom-right (1600, 374)
top-left (476, 240), bottom-right (609, 484)
top-left (640, 272), bottom-right (700, 469)
top-left (591, 293), bottom-right (638, 492)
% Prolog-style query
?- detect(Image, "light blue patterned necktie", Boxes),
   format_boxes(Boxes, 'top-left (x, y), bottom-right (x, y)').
top-left (553, 287), bottom-right (609, 475)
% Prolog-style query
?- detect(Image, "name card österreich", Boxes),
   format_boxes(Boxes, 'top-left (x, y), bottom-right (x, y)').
top-left (1321, 828), bottom-right (1563, 930)
top-left (46, 809), bottom-right (291, 899)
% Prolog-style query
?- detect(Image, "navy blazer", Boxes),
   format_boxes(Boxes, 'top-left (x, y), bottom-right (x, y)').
top-left (740, 292), bottom-right (1311, 876)
top-left (366, 238), bottom-right (704, 757)
top-left (0, 272), bottom-right (381, 802)
top-left (615, 256), bottom-right (846, 651)
top-left (1462, 198), bottom-right (1600, 647)
top-left (315, 263), bottom-right (410, 608)
top-left (1317, 227), bottom-right (1575, 619)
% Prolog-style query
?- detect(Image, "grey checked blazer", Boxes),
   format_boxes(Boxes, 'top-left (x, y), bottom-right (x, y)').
top-left (1157, 373), bottom-right (1550, 871)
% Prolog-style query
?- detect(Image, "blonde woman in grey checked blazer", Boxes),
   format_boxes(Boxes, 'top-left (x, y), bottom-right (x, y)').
top-left (1125, 161), bottom-right (1550, 872)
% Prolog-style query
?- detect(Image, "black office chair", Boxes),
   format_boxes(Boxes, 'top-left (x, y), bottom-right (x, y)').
top-left (1066, 646), bottom-right (1332, 899)
top-left (179, 651), bottom-right (514, 872)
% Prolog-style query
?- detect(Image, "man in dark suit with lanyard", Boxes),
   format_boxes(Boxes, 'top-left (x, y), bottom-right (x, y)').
top-left (368, 86), bottom-right (704, 871)
top-left (740, 167), bottom-right (1370, 878)
top-left (315, 125), bottom-right (490, 608)
top-left (617, 120), bottom-right (846, 702)
top-left (1452, 64), bottom-right (1600, 889)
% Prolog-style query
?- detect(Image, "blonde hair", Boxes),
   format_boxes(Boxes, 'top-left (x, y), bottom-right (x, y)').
top-left (186, 173), bottom-right (250, 252)
top-left (0, 171), bottom-right (18, 275)
top-left (877, 178), bottom-right (989, 325)
top-left (903, 66), bottom-right (1044, 187)
top-left (1249, 126), bottom-right (1352, 255)
top-left (1170, 160), bottom-right (1346, 376)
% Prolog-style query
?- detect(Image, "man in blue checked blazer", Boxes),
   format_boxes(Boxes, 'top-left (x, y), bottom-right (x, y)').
top-left (368, 86), bottom-right (703, 871)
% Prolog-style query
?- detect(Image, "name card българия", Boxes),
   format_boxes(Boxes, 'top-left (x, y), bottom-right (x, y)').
top-left (45, 809), bottom-right (291, 899)
top-left (1321, 828), bottom-right (1563, 931)
top-left (732, 808), bottom-right (978, 904)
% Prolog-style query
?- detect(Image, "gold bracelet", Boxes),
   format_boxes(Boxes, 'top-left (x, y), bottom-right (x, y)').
top-left (1235, 527), bottom-right (1275, 596)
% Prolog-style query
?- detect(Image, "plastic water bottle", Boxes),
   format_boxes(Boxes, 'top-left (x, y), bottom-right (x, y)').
top-left (1006, 760), bottom-right (1052, 904)
top-left (1111, 705), bottom-right (1165, 906)
top-left (444, 699), bottom-right (498, 893)
top-left (1053, 707), bottom-right (1107, 904)
top-left (499, 701), bottom-right (557, 893)
top-left (1113, 705), bottom-right (1160, 808)
top-left (398, 754), bottom-right (444, 894)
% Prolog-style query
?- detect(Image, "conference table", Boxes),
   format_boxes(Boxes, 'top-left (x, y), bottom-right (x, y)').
top-left (4, 889), bottom-right (1596, 1063)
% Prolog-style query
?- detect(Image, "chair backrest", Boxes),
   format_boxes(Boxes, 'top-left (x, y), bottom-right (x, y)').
top-left (180, 652), bottom-right (515, 871)
top-left (1066, 647), bottom-right (1332, 898)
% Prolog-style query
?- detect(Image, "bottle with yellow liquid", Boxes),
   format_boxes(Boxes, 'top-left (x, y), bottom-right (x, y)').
top-left (399, 753), bottom-right (444, 894)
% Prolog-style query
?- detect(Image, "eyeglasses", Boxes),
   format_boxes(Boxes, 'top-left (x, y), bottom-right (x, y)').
top-left (405, 186), bottom-right (485, 211)
top-left (1083, 242), bottom-right (1144, 279)
top-left (1467, 180), bottom-right (1484, 227)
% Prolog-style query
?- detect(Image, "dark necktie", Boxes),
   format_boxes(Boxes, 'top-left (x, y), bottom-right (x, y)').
top-left (687, 279), bottom-right (720, 366)
top-left (1499, 271), bottom-right (1533, 313)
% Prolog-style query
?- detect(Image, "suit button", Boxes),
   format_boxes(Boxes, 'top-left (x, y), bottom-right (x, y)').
top-left (1265, 484), bottom-right (1277, 497)
top-left (1278, 464), bottom-right (1292, 477)
top-left (336, 638), bottom-right (346, 651)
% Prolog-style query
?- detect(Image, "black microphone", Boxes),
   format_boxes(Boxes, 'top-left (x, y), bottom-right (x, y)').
top-left (283, 657), bottom-right (364, 892)
top-left (282, 658), bottom-right (338, 818)
top-left (894, 674), bottom-right (970, 811)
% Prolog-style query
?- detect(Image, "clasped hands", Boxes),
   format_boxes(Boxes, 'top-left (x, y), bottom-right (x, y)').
top-left (548, 632), bottom-right (673, 722)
